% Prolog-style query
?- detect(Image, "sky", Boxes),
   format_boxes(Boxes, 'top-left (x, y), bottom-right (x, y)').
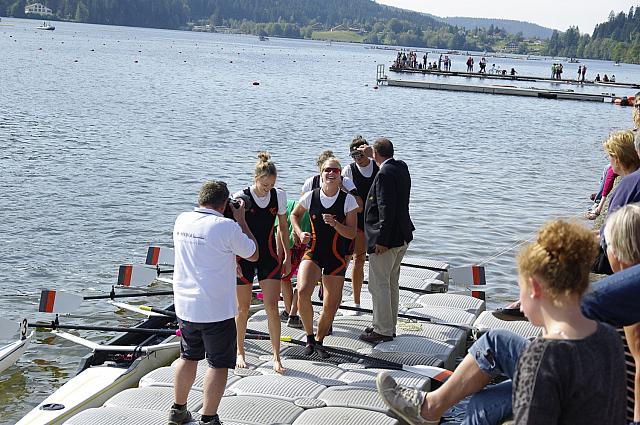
top-left (376, 0), bottom-right (639, 34)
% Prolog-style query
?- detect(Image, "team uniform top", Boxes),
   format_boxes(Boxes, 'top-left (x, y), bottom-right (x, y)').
top-left (301, 174), bottom-right (357, 194)
top-left (299, 188), bottom-right (358, 275)
top-left (342, 160), bottom-right (379, 230)
top-left (234, 186), bottom-right (287, 284)
top-left (173, 207), bottom-right (256, 323)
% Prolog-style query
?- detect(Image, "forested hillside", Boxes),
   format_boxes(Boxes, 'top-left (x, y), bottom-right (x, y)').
top-left (546, 7), bottom-right (640, 63)
top-left (1, 0), bottom-right (530, 52)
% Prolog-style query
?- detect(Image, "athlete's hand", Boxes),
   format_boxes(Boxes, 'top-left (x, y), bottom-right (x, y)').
top-left (322, 214), bottom-right (337, 227)
top-left (374, 244), bottom-right (388, 255)
top-left (299, 232), bottom-right (312, 245)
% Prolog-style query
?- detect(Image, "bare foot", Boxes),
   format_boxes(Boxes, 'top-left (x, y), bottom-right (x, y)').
top-left (236, 353), bottom-right (247, 369)
top-left (273, 358), bottom-right (285, 375)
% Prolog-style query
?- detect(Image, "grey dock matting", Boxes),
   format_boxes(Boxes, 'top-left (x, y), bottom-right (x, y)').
top-left (139, 366), bottom-right (241, 392)
top-left (417, 293), bottom-right (486, 315)
top-left (337, 368), bottom-right (431, 390)
top-left (228, 375), bottom-right (326, 401)
top-left (292, 405), bottom-right (399, 425)
top-left (256, 359), bottom-right (345, 382)
top-left (103, 386), bottom-right (204, 412)
top-left (62, 407), bottom-right (195, 425)
top-left (317, 385), bottom-right (390, 413)
top-left (213, 395), bottom-right (304, 425)
top-left (473, 311), bottom-right (542, 339)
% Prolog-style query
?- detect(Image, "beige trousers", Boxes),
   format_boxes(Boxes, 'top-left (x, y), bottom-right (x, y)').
top-left (368, 243), bottom-right (408, 336)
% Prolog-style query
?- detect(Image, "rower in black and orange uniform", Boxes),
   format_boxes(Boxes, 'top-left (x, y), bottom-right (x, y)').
top-left (342, 136), bottom-right (378, 309)
top-left (235, 152), bottom-right (290, 374)
top-left (291, 157), bottom-right (358, 358)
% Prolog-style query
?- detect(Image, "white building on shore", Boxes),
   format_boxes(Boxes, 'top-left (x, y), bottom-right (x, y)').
top-left (25, 3), bottom-right (53, 15)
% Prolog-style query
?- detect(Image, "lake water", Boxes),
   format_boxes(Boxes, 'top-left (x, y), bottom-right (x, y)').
top-left (0, 17), bottom-right (637, 423)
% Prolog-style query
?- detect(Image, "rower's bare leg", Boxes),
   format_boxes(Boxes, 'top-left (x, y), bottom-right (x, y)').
top-left (351, 230), bottom-right (366, 306)
top-left (260, 278), bottom-right (285, 374)
top-left (316, 276), bottom-right (344, 341)
top-left (235, 283), bottom-right (252, 369)
top-left (173, 358), bottom-right (197, 405)
top-left (281, 279), bottom-right (293, 314)
top-left (290, 288), bottom-right (299, 316)
top-left (296, 260), bottom-right (322, 337)
top-left (420, 353), bottom-right (492, 421)
top-left (201, 367), bottom-right (228, 417)
top-left (625, 323), bottom-right (640, 421)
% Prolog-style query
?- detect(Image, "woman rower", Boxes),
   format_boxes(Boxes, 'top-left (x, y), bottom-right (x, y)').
top-left (291, 157), bottom-right (358, 358)
top-left (235, 152), bottom-right (290, 374)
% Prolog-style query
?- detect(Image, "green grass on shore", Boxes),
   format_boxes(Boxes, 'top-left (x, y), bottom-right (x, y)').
top-left (311, 31), bottom-right (364, 43)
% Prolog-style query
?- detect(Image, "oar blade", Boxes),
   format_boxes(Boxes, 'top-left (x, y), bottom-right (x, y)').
top-left (450, 265), bottom-right (486, 300)
top-left (146, 246), bottom-right (174, 266)
top-left (117, 265), bottom-right (158, 287)
top-left (0, 317), bottom-right (19, 339)
top-left (38, 290), bottom-right (84, 314)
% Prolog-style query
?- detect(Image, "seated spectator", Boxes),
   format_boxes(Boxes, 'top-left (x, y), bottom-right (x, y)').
top-left (376, 219), bottom-right (626, 425)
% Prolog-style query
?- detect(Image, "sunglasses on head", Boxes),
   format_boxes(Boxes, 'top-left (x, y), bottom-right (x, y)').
top-left (323, 167), bottom-right (341, 174)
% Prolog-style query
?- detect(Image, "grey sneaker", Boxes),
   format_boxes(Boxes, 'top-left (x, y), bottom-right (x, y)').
top-left (279, 310), bottom-right (289, 322)
top-left (376, 371), bottom-right (437, 425)
top-left (286, 315), bottom-right (303, 328)
top-left (168, 406), bottom-right (193, 425)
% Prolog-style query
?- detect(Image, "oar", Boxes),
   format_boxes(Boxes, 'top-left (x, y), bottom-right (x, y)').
top-left (117, 264), bottom-right (172, 288)
top-left (245, 328), bottom-right (452, 382)
top-left (310, 301), bottom-right (476, 331)
top-left (38, 289), bottom-right (174, 314)
top-left (0, 317), bottom-right (179, 338)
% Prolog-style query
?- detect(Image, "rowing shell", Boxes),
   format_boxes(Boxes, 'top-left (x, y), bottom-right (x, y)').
top-left (16, 306), bottom-right (179, 425)
top-left (0, 332), bottom-right (33, 374)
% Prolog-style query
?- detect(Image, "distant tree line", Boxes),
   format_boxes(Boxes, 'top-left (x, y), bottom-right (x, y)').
top-left (545, 7), bottom-right (640, 63)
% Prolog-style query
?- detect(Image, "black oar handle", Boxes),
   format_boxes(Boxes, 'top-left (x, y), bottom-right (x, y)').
top-left (244, 328), bottom-right (402, 370)
top-left (310, 300), bottom-right (436, 323)
top-left (30, 322), bottom-right (177, 336)
top-left (84, 290), bottom-right (174, 300)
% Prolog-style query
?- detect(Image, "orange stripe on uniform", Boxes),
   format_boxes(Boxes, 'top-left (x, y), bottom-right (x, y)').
top-left (434, 370), bottom-right (453, 382)
top-left (329, 231), bottom-right (347, 275)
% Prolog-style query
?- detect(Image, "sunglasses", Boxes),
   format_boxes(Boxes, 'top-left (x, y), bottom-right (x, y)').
top-left (634, 104), bottom-right (640, 109)
top-left (322, 167), bottom-right (341, 174)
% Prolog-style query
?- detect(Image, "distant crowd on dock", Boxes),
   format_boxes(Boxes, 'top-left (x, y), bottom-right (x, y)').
top-left (394, 51), bottom-right (451, 71)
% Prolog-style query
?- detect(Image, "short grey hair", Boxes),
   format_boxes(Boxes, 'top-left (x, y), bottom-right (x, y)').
top-left (604, 203), bottom-right (640, 265)
top-left (198, 180), bottom-right (229, 209)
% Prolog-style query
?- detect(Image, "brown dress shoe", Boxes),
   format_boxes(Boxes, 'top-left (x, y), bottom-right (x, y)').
top-left (359, 331), bottom-right (393, 343)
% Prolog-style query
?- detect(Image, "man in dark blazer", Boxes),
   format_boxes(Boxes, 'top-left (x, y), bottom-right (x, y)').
top-left (358, 138), bottom-right (414, 343)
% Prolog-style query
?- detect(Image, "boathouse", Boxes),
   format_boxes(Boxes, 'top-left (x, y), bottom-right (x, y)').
top-left (25, 2), bottom-right (53, 15)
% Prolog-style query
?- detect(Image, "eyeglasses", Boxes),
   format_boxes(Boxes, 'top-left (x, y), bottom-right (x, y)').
top-left (634, 104), bottom-right (640, 109)
top-left (350, 152), bottom-right (364, 159)
top-left (322, 167), bottom-right (341, 174)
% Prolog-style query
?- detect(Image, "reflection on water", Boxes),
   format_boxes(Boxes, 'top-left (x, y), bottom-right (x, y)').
top-left (1, 16), bottom-right (637, 423)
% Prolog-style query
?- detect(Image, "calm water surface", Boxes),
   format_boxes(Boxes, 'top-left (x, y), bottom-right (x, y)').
top-left (0, 17), bottom-right (637, 422)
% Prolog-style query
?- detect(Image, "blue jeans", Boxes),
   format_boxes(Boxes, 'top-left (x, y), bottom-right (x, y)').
top-left (581, 262), bottom-right (640, 328)
top-left (461, 329), bottom-right (530, 425)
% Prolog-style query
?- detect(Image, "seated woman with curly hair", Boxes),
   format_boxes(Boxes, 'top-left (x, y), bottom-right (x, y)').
top-left (376, 219), bottom-right (626, 425)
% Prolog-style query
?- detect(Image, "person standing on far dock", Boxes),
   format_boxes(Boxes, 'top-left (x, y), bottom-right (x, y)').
top-left (422, 52), bottom-right (427, 69)
top-left (582, 64), bottom-right (587, 82)
top-left (551, 63), bottom-right (556, 79)
top-left (577, 65), bottom-right (582, 81)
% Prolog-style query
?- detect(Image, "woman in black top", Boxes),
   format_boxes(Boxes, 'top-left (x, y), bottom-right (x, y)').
top-left (291, 158), bottom-right (358, 357)
top-left (235, 152), bottom-right (290, 374)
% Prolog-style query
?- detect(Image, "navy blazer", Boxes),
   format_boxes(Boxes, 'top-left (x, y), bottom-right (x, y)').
top-left (364, 158), bottom-right (414, 253)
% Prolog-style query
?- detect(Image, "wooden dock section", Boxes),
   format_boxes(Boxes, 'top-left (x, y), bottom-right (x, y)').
top-left (389, 66), bottom-right (640, 90)
top-left (377, 66), bottom-right (617, 103)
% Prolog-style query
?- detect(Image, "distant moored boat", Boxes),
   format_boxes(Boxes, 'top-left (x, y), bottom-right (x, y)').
top-left (37, 21), bottom-right (55, 31)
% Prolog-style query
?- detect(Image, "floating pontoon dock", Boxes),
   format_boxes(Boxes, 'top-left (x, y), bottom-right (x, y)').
top-left (390, 66), bottom-right (640, 90)
top-left (377, 65), bottom-right (619, 103)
